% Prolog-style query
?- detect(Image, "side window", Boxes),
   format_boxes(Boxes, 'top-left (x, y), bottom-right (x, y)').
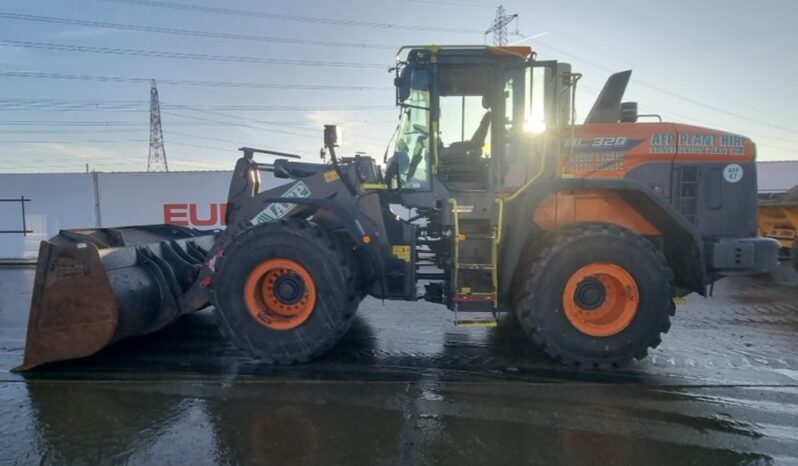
top-left (502, 68), bottom-right (527, 137)
top-left (390, 69), bottom-right (432, 190)
top-left (439, 96), bottom-right (487, 149)
top-left (525, 66), bottom-right (548, 133)
top-left (436, 65), bottom-right (493, 159)
top-left (504, 76), bottom-right (515, 134)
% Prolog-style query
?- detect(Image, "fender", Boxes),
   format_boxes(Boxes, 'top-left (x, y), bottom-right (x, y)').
top-left (500, 178), bottom-right (706, 298)
top-left (248, 197), bottom-right (389, 299)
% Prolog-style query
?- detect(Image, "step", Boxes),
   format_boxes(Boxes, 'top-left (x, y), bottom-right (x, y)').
top-left (454, 319), bottom-right (497, 328)
top-left (454, 293), bottom-right (497, 303)
top-left (458, 263), bottom-right (496, 271)
top-left (457, 233), bottom-right (496, 240)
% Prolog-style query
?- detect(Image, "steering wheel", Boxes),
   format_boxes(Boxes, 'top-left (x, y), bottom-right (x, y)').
top-left (412, 123), bottom-right (429, 137)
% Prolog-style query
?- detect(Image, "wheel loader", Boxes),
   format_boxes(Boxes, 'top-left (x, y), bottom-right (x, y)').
top-left (16, 45), bottom-right (779, 371)
top-left (758, 185), bottom-right (798, 271)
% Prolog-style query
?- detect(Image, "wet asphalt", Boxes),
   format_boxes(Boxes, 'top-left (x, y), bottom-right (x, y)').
top-left (1, 265), bottom-right (798, 465)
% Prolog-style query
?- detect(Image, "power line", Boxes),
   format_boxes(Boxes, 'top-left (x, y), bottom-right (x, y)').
top-left (400, 0), bottom-right (495, 8)
top-left (166, 130), bottom-right (314, 158)
top-left (0, 138), bottom-right (238, 154)
top-left (0, 40), bottom-right (387, 69)
top-left (534, 38), bottom-right (798, 136)
top-left (100, 0), bottom-right (483, 34)
top-left (0, 119), bottom-right (383, 127)
top-left (0, 128), bottom-right (144, 134)
top-left (160, 111), bottom-right (320, 139)
top-left (168, 140), bottom-right (229, 152)
top-left (0, 12), bottom-right (396, 50)
top-left (0, 71), bottom-right (391, 91)
top-left (169, 106), bottom-right (393, 145)
top-left (167, 130), bottom-right (245, 146)
top-left (520, 18), bottom-right (785, 124)
top-left (0, 98), bottom-right (395, 112)
top-left (1, 139), bottom-right (147, 144)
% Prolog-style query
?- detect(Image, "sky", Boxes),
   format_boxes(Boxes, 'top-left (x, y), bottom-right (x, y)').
top-left (0, 0), bottom-right (796, 172)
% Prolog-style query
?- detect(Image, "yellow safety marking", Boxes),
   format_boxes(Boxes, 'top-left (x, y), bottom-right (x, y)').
top-left (427, 44), bottom-right (441, 63)
top-left (431, 120), bottom-right (439, 174)
top-left (324, 170), bottom-right (340, 182)
top-left (673, 296), bottom-right (688, 305)
top-left (361, 182), bottom-right (388, 190)
top-left (449, 199), bottom-right (460, 291)
top-left (455, 320), bottom-right (498, 328)
top-left (392, 245), bottom-right (411, 262)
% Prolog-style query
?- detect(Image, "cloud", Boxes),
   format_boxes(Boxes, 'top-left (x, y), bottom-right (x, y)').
top-left (27, 142), bottom-right (130, 161)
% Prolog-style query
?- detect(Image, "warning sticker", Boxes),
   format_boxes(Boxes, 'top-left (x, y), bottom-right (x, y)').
top-left (723, 164), bottom-right (743, 183)
top-left (251, 181), bottom-right (312, 225)
top-left (392, 245), bottom-right (411, 262)
top-left (324, 170), bottom-right (339, 183)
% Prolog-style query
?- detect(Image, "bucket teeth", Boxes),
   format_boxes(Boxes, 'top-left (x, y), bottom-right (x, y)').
top-left (14, 226), bottom-right (217, 371)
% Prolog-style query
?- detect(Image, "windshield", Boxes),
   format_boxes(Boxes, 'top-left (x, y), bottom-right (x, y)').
top-left (390, 67), bottom-right (432, 189)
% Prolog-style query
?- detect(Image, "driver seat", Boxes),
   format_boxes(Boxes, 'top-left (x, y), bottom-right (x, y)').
top-left (469, 95), bottom-right (492, 148)
top-left (439, 95), bottom-right (492, 189)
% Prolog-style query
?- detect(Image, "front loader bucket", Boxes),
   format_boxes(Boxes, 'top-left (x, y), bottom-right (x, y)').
top-left (14, 225), bottom-right (217, 371)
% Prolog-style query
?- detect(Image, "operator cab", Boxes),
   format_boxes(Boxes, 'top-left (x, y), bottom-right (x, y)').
top-left (387, 46), bottom-right (572, 198)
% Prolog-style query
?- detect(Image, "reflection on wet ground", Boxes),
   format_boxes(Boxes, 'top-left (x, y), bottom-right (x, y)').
top-left (1, 266), bottom-right (798, 464)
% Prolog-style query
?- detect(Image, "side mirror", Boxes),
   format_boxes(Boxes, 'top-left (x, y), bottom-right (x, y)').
top-left (620, 102), bottom-right (638, 123)
top-left (395, 70), bottom-right (411, 102)
top-left (324, 125), bottom-right (341, 148)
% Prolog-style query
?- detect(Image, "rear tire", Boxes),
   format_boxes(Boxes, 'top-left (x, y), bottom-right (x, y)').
top-left (513, 225), bottom-right (675, 368)
top-left (211, 219), bottom-right (359, 364)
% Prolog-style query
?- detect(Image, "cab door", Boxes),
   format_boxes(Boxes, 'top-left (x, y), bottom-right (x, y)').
top-left (499, 61), bottom-right (559, 193)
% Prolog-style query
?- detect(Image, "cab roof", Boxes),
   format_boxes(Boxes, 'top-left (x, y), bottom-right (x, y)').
top-left (400, 45), bottom-right (534, 65)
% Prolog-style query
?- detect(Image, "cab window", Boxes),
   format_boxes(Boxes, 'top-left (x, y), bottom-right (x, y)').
top-left (437, 66), bottom-right (493, 159)
top-left (390, 68), bottom-right (431, 190)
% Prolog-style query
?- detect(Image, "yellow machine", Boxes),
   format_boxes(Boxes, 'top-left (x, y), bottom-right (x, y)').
top-left (758, 185), bottom-right (798, 270)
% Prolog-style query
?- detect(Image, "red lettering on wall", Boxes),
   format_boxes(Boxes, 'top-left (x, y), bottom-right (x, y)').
top-left (190, 203), bottom-right (218, 226)
top-left (163, 203), bottom-right (228, 227)
top-left (220, 203), bottom-right (228, 224)
top-left (164, 204), bottom-right (189, 226)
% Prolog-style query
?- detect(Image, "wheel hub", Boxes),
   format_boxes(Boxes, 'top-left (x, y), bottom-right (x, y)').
top-left (562, 263), bottom-right (640, 337)
top-left (244, 259), bottom-right (317, 330)
top-left (274, 274), bottom-right (305, 305)
top-left (574, 277), bottom-right (606, 311)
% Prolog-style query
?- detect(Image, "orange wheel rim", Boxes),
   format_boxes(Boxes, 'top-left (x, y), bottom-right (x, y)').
top-left (562, 263), bottom-right (639, 337)
top-left (244, 258), bottom-right (317, 330)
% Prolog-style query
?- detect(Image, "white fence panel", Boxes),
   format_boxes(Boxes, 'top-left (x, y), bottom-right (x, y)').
top-left (96, 171), bottom-right (286, 230)
top-left (0, 173), bottom-right (95, 260)
top-left (0, 169), bottom-right (288, 260)
top-left (97, 171), bottom-right (233, 229)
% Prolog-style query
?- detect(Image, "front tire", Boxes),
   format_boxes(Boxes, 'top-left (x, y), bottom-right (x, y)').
top-left (514, 225), bottom-right (675, 367)
top-left (211, 219), bottom-right (359, 364)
